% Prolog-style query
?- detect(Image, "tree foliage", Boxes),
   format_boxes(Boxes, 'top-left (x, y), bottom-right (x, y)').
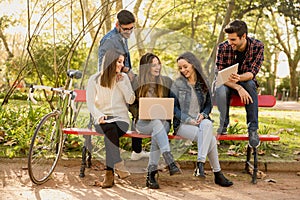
top-left (0, 0), bottom-right (299, 103)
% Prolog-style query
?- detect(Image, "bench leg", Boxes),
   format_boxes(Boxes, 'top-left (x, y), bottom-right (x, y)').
top-left (252, 147), bottom-right (258, 184)
top-left (87, 151), bottom-right (92, 168)
top-left (79, 135), bottom-right (93, 178)
top-left (245, 145), bottom-right (251, 173)
top-left (245, 144), bottom-right (258, 184)
top-left (85, 135), bottom-right (93, 168)
top-left (79, 146), bottom-right (87, 178)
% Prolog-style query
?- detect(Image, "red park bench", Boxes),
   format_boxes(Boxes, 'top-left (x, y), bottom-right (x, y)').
top-left (63, 89), bottom-right (280, 184)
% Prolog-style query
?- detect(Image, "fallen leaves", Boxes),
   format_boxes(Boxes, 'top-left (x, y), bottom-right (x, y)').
top-left (293, 151), bottom-right (300, 155)
top-left (188, 149), bottom-right (197, 155)
top-left (264, 178), bottom-right (277, 183)
top-left (271, 153), bottom-right (280, 158)
top-left (248, 168), bottom-right (267, 179)
top-left (226, 172), bottom-right (237, 177)
top-left (0, 130), bottom-right (5, 137)
top-left (3, 140), bottom-right (16, 146)
top-left (258, 150), bottom-right (266, 155)
top-left (227, 150), bottom-right (243, 157)
top-left (226, 145), bottom-right (243, 157)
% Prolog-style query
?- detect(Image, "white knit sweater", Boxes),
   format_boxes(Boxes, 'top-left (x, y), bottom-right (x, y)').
top-left (86, 72), bottom-right (135, 125)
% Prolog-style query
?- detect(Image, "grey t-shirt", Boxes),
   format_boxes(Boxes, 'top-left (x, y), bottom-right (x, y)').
top-left (188, 83), bottom-right (200, 119)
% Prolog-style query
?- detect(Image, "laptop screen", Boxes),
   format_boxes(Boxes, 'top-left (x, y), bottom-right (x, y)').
top-left (138, 98), bottom-right (174, 120)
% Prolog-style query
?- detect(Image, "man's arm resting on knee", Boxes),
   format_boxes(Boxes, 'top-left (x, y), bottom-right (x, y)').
top-left (225, 72), bottom-right (254, 104)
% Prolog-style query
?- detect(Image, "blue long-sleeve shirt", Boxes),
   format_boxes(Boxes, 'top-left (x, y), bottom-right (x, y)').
top-left (98, 27), bottom-right (131, 72)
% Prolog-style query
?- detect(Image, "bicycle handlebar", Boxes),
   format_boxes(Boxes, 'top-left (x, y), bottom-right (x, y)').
top-left (28, 85), bottom-right (77, 111)
top-left (28, 87), bottom-right (38, 104)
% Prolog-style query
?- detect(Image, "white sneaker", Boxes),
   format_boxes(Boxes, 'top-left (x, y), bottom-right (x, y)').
top-left (130, 150), bottom-right (150, 160)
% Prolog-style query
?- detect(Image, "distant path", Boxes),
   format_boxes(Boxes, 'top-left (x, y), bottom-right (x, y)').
top-left (273, 101), bottom-right (300, 111)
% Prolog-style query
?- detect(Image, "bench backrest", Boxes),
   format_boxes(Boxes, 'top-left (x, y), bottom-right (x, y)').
top-left (75, 89), bottom-right (276, 107)
top-left (74, 89), bottom-right (86, 102)
top-left (230, 94), bottom-right (276, 107)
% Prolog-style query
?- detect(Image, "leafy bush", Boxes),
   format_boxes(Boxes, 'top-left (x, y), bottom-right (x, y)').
top-left (0, 101), bottom-right (50, 157)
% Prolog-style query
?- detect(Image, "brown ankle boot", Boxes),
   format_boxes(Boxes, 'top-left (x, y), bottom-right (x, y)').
top-left (100, 170), bottom-right (114, 188)
top-left (115, 160), bottom-right (130, 179)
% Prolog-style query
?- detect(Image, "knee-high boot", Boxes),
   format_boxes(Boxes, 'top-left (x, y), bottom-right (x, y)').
top-left (162, 151), bottom-right (182, 176)
top-left (146, 165), bottom-right (159, 189)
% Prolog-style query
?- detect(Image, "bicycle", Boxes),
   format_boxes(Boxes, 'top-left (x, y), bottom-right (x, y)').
top-left (27, 69), bottom-right (82, 184)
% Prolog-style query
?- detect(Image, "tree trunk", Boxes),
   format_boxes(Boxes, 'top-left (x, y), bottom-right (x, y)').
top-left (101, 0), bottom-right (112, 34)
top-left (116, 0), bottom-right (122, 11)
top-left (133, 0), bottom-right (145, 57)
top-left (289, 60), bottom-right (299, 100)
top-left (82, 0), bottom-right (96, 40)
top-left (205, 0), bottom-right (235, 83)
top-left (0, 29), bottom-right (14, 59)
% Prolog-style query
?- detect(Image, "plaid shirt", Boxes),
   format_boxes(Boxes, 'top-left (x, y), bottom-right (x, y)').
top-left (216, 37), bottom-right (264, 86)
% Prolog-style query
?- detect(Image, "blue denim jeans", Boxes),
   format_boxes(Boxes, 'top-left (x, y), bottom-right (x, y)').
top-left (136, 119), bottom-right (170, 166)
top-left (215, 80), bottom-right (258, 133)
top-left (176, 119), bottom-right (221, 172)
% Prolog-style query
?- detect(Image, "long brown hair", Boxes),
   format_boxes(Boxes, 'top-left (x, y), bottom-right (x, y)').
top-left (138, 53), bottom-right (164, 97)
top-left (177, 52), bottom-right (209, 93)
top-left (98, 49), bottom-right (123, 88)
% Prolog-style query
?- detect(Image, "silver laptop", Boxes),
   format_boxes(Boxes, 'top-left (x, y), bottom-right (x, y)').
top-left (139, 98), bottom-right (174, 120)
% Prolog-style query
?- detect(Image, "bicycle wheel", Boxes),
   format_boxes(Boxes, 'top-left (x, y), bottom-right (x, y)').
top-left (28, 110), bottom-right (63, 184)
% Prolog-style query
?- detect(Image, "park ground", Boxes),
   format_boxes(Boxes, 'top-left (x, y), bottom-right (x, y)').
top-left (1, 100), bottom-right (300, 200)
top-left (1, 157), bottom-right (300, 200)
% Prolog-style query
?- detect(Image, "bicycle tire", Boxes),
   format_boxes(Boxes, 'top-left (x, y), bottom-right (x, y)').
top-left (28, 111), bottom-right (63, 184)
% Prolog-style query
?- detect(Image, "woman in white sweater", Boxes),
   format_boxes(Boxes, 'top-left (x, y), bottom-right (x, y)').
top-left (86, 49), bottom-right (135, 188)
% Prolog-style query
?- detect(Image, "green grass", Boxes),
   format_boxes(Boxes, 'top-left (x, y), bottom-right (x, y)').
top-left (209, 107), bottom-right (300, 162)
top-left (1, 100), bottom-right (300, 163)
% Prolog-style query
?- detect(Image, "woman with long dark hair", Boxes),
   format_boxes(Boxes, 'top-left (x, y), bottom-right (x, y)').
top-left (130, 53), bottom-right (181, 189)
top-left (171, 52), bottom-right (233, 187)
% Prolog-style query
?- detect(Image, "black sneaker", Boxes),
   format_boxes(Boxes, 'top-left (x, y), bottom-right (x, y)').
top-left (248, 130), bottom-right (260, 148)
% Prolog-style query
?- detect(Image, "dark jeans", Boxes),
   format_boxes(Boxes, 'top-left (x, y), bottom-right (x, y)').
top-left (215, 80), bottom-right (258, 133)
top-left (132, 137), bottom-right (142, 153)
top-left (94, 121), bottom-right (129, 168)
top-left (131, 118), bottom-right (142, 153)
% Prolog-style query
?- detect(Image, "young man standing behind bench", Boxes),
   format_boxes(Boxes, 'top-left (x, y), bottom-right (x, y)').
top-left (215, 20), bottom-right (264, 148)
top-left (98, 9), bottom-right (149, 160)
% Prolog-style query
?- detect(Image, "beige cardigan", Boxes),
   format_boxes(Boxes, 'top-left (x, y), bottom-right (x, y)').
top-left (86, 72), bottom-right (135, 125)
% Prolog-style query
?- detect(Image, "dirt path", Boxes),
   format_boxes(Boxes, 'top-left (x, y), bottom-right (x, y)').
top-left (1, 158), bottom-right (300, 200)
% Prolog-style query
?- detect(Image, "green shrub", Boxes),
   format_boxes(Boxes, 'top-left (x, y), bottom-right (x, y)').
top-left (0, 101), bottom-right (50, 157)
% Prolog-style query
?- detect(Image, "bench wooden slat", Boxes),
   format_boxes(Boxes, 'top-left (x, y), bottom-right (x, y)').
top-left (216, 134), bottom-right (280, 141)
top-left (63, 128), bottom-right (185, 140)
top-left (63, 128), bottom-right (280, 141)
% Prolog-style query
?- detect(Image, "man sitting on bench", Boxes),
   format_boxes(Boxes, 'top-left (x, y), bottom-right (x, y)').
top-left (214, 19), bottom-right (264, 148)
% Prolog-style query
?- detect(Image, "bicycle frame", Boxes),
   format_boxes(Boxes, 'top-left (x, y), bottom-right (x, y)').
top-left (27, 69), bottom-right (82, 184)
